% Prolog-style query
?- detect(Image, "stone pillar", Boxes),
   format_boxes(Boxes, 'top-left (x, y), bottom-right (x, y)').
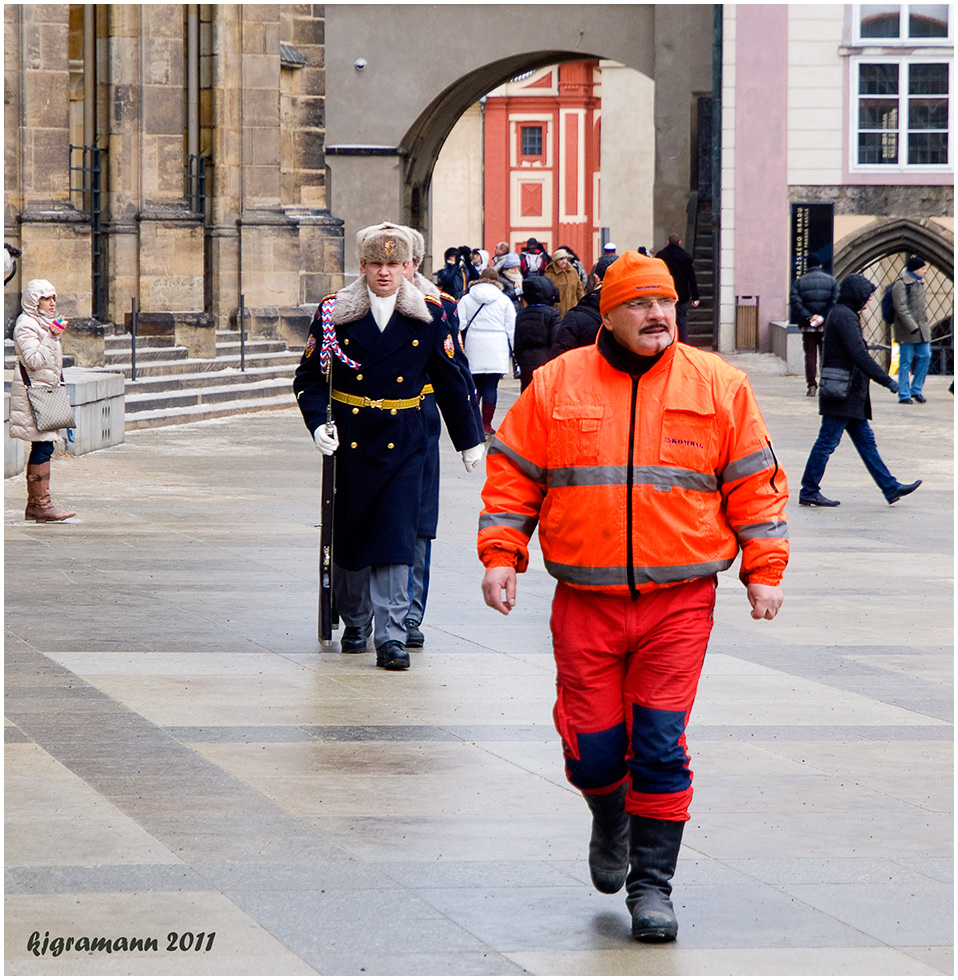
top-left (102, 4), bottom-right (142, 324)
top-left (8, 5), bottom-right (91, 321)
top-left (600, 63), bottom-right (655, 257)
top-left (207, 6), bottom-right (342, 331)
top-left (205, 5), bottom-right (242, 330)
top-left (135, 4), bottom-right (204, 315)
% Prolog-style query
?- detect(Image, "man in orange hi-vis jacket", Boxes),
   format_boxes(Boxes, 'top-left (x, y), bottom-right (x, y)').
top-left (478, 250), bottom-right (789, 943)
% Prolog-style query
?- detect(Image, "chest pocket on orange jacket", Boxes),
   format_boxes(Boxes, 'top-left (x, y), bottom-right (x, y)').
top-left (550, 405), bottom-right (605, 468)
top-left (659, 408), bottom-right (716, 473)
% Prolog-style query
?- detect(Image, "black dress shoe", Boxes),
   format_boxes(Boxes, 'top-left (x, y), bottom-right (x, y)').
top-left (899, 398), bottom-right (914, 404)
top-left (403, 618), bottom-right (425, 648)
top-left (913, 393), bottom-right (926, 403)
top-left (799, 492), bottom-right (840, 507)
top-left (376, 640), bottom-right (409, 670)
top-left (341, 622), bottom-right (372, 653)
top-left (887, 480), bottom-right (922, 504)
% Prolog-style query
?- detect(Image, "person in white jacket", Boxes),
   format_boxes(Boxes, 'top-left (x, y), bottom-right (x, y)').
top-left (458, 268), bottom-right (516, 435)
top-left (9, 279), bottom-right (76, 521)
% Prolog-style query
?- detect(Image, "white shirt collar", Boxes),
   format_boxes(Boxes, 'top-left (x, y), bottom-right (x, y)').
top-left (367, 286), bottom-right (398, 331)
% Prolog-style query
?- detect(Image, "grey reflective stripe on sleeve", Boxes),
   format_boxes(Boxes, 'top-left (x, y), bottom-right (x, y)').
top-left (720, 446), bottom-right (776, 485)
top-left (543, 557), bottom-right (735, 587)
top-left (735, 520), bottom-right (789, 541)
top-left (478, 511), bottom-right (539, 537)
top-left (487, 441), bottom-right (548, 484)
top-left (547, 464), bottom-right (717, 493)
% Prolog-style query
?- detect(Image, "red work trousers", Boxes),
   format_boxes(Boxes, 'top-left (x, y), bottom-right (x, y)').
top-left (550, 578), bottom-right (716, 822)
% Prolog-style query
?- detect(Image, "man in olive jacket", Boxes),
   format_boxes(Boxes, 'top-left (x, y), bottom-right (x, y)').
top-left (892, 255), bottom-right (931, 404)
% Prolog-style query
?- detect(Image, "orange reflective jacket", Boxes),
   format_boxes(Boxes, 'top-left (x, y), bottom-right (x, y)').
top-left (478, 339), bottom-right (788, 595)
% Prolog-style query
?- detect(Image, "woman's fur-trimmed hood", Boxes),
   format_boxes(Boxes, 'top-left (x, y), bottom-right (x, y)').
top-left (332, 275), bottom-right (432, 325)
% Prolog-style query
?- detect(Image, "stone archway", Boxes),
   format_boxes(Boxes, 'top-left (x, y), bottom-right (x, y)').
top-left (834, 217), bottom-right (954, 280)
top-left (323, 5), bottom-right (714, 273)
top-left (836, 218), bottom-right (954, 371)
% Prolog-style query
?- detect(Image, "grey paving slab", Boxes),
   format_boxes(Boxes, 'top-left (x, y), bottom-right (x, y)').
top-left (4, 365), bottom-right (953, 975)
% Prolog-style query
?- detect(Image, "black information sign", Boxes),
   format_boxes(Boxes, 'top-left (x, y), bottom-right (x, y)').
top-left (790, 203), bottom-right (834, 281)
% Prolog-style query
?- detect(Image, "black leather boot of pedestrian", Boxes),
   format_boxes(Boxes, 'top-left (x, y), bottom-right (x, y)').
top-left (625, 815), bottom-right (684, 942)
top-left (584, 784), bottom-right (630, 894)
top-left (376, 640), bottom-right (409, 670)
top-left (403, 618), bottom-right (425, 648)
top-left (341, 622), bottom-right (372, 653)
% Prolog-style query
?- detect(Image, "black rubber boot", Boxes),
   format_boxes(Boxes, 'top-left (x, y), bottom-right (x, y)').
top-left (584, 784), bottom-right (630, 894)
top-left (341, 622), bottom-right (372, 653)
top-left (625, 815), bottom-right (684, 943)
top-left (403, 618), bottom-right (425, 648)
top-left (376, 640), bottom-right (409, 670)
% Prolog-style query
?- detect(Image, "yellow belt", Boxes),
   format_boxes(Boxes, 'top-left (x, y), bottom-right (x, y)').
top-left (420, 384), bottom-right (434, 395)
top-left (332, 389), bottom-right (422, 411)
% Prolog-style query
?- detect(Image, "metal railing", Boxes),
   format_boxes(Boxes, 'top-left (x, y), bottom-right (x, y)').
top-left (186, 154), bottom-right (208, 217)
top-left (70, 143), bottom-right (107, 321)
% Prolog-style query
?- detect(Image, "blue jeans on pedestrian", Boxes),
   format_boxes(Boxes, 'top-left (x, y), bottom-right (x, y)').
top-left (897, 341), bottom-right (931, 400)
top-left (801, 415), bottom-right (899, 501)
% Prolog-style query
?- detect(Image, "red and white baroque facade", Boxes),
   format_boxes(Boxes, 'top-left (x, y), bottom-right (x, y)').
top-left (483, 61), bottom-right (602, 270)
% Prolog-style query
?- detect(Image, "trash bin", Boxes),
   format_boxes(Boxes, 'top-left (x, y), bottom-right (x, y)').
top-left (736, 295), bottom-right (759, 351)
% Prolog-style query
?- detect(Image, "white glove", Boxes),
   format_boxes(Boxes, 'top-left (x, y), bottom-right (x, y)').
top-left (461, 443), bottom-right (485, 472)
top-left (313, 423), bottom-right (339, 456)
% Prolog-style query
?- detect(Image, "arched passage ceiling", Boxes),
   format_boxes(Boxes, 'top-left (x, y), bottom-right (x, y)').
top-left (401, 50), bottom-right (630, 192)
top-left (325, 5), bottom-right (657, 153)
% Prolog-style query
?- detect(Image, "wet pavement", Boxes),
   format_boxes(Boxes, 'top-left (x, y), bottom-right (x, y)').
top-left (4, 360), bottom-right (953, 976)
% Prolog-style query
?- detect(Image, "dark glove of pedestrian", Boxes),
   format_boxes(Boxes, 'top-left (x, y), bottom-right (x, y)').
top-left (888, 380), bottom-right (899, 395)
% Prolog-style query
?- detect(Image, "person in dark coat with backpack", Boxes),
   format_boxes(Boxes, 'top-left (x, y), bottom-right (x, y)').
top-left (790, 257), bottom-right (840, 396)
top-left (513, 275), bottom-right (560, 391)
top-left (520, 237), bottom-right (550, 278)
top-left (799, 273), bottom-right (921, 508)
top-left (550, 254), bottom-right (618, 357)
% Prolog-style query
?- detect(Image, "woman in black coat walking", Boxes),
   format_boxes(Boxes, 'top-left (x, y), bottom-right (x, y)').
top-left (513, 274), bottom-right (560, 391)
top-left (799, 273), bottom-right (921, 507)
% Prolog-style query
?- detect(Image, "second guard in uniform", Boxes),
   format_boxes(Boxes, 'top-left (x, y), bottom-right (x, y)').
top-left (294, 226), bottom-right (485, 669)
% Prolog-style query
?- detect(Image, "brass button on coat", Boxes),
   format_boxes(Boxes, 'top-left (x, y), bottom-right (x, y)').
top-left (387, 443), bottom-right (395, 449)
top-left (412, 339), bottom-right (419, 346)
top-left (350, 441), bottom-right (358, 449)
top-left (356, 373), bottom-right (363, 380)
top-left (397, 376), bottom-right (403, 383)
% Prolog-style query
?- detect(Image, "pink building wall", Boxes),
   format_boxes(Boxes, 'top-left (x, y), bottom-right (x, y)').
top-left (734, 6), bottom-right (789, 349)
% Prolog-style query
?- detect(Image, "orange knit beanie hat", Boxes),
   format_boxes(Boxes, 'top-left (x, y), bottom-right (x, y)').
top-left (600, 250), bottom-right (678, 314)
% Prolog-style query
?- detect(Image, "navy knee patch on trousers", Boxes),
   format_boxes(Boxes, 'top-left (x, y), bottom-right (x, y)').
top-left (629, 703), bottom-right (691, 794)
top-left (565, 722), bottom-right (628, 790)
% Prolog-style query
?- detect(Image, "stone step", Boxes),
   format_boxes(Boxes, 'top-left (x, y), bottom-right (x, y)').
top-left (105, 333), bottom-right (178, 351)
top-left (124, 392), bottom-right (297, 431)
top-left (124, 376), bottom-right (295, 416)
top-left (120, 362), bottom-right (296, 395)
top-left (105, 346), bottom-right (191, 366)
top-left (95, 350), bottom-right (301, 381)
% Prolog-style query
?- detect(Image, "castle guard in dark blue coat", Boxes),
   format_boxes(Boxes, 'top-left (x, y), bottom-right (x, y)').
top-left (294, 225), bottom-right (485, 669)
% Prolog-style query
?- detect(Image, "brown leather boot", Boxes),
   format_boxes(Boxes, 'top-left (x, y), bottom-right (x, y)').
top-left (25, 462), bottom-right (76, 522)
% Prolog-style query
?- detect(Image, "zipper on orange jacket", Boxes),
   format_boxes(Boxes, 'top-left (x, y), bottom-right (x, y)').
top-left (626, 375), bottom-right (639, 598)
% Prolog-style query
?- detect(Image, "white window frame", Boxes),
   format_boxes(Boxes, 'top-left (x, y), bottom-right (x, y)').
top-left (849, 54), bottom-right (953, 173)
top-left (853, 3), bottom-right (952, 46)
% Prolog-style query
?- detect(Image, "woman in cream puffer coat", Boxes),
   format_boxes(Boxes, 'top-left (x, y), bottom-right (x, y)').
top-left (10, 279), bottom-right (76, 521)
top-left (458, 268), bottom-right (516, 435)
